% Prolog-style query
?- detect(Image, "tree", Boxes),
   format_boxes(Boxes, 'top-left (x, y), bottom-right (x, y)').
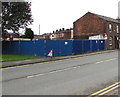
top-left (24, 28), bottom-right (34, 40)
top-left (2, 2), bottom-right (33, 32)
top-left (2, 30), bottom-right (9, 41)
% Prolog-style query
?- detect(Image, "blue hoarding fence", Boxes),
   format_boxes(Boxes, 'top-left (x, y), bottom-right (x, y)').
top-left (45, 40), bottom-right (60, 56)
top-left (60, 40), bottom-right (73, 56)
top-left (72, 40), bottom-right (105, 55)
top-left (91, 40), bottom-right (99, 51)
top-left (72, 40), bottom-right (83, 54)
top-left (2, 40), bottom-right (105, 57)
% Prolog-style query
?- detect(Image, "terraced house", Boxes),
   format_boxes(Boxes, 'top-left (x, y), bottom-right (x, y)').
top-left (73, 12), bottom-right (120, 49)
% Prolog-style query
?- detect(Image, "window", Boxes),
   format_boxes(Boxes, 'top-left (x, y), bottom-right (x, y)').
top-left (117, 25), bottom-right (119, 33)
top-left (109, 37), bottom-right (113, 46)
top-left (109, 24), bottom-right (112, 33)
top-left (117, 37), bottom-right (119, 40)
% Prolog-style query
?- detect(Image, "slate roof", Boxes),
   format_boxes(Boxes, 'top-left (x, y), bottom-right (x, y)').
top-left (74, 12), bottom-right (120, 23)
top-left (91, 12), bottom-right (120, 23)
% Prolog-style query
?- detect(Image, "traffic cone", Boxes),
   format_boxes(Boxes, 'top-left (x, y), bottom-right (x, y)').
top-left (47, 50), bottom-right (53, 57)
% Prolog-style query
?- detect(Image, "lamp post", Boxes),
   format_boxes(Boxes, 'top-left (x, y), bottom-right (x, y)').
top-left (0, 2), bottom-right (2, 97)
top-left (39, 24), bottom-right (40, 35)
top-left (0, 1), bottom-right (2, 42)
top-left (0, 1), bottom-right (2, 32)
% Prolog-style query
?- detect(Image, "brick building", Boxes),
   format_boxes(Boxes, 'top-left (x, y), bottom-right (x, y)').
top-left (50, 28), bottom-right (73, 40)
top-left (73, 12), bottom-right (120, 49)
top-left (33, 35), bottom-right (46, 40)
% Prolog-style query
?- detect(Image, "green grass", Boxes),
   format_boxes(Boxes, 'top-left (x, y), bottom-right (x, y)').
top-left (1, 54), bottom-right (42, 62)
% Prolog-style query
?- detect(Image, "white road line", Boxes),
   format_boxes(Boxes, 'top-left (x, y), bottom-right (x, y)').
top-left (105, 58), bottom-right (117, 62)
top-left (95, 61), bottom-right (104, 64)
top-left (95, 58), bottom-right (117, 64)
top-left (26, 58), bottom-right (117, 79)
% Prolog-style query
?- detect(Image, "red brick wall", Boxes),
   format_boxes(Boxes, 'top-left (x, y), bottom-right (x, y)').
top-left (63, 32), bottom-right (72, 40)
top-left (73, 12), bottom-right (106, 39)
top-left (105, 22), bottom-right (119, 49)
top-left (56, 32), bottom-right (72, 40)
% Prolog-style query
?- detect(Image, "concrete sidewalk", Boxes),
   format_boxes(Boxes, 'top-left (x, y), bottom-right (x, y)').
top-left (1, 50), bottom-right (117, 68)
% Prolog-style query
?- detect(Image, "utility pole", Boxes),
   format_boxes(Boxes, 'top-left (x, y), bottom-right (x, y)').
top-left (0, 2), bottom-right (2, 97)
top-left (39, 24), bottom-right (40, 35)
top-left (118, 2), bottom-right (120, 49)
top-left (0, 1), bottom-right (2, 32)
top-left (0, 1), bottom-right (2, 41)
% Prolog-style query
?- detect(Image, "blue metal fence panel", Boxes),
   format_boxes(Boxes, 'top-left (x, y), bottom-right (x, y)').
top-left (19, 41), bottom-right (35, 55)
top-left (60, 40), bottom-right (73, 56)
top-left (34, 40), bottom-right (44, 56)
top-left (83, 40), bottom-right (91, 53)
top-left (98, 40), bottom-right (105, 50)
top-left (91, 40), bottom-right (99, 52)
top-left (45, 40), bottom-right (60, 56)
top-left (72, 40), bottom-right (83, 54)
top-left (2, 41), bottom-right (11, 54)
top-left (9, 41), bottom-right (20, 54)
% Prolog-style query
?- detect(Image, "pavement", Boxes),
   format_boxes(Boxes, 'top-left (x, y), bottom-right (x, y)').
top-left (1, 49), bottom-right (117, 68)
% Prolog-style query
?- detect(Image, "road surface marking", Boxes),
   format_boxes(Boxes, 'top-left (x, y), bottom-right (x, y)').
top-left (1, 61), bottom-right (60, 70)
top-left (96, 85), bottom-right (119, 96)
top-left (1, 50), bottom-right (117, 70)
top-left (26, 58), bottom-right (117, 79)
top-left (26, 67), bottom-right (76, 78)
top-left (1, 56), bottom-right (117, 70)
top-left (95, 61), bottom-right (104, 64)
top-left (88, 82), bottom-right (120, 97)
top-left (1, 59), bottom-right (69, 70)
top-left (95, 58), bottom-right (117, 64)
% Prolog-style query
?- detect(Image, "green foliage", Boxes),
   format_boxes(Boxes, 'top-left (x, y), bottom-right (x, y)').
top-left (24, 28), bottom-right (34, 40)
top-left (2, 2), bottom-right (33, 32)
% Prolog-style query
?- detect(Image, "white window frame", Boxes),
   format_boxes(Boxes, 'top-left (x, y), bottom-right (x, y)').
top-left (109, 36), bottom-right (113, 46)
top-left (117, 25), bottom-right (119, 33)
top-left (109, 24), bottom-right (112, 33)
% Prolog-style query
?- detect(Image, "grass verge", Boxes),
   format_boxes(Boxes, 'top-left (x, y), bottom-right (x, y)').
top-left (1, 54), bottom-right (42, 62)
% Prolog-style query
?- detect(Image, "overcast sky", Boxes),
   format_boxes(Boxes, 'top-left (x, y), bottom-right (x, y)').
top-left (28, 0), bottom-right (120, 35)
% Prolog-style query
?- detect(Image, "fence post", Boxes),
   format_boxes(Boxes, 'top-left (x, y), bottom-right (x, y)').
top-left (44, 40), bottom-right (46, 57)
top-left (59, 40), bottom-right (61, 56)
top-left (33, 40), bottom-right (36, 56)
top-left (82, 40), bottom-right (84, 53)
top-left (72, 40), bottom-right (74, 55)
top-left (18, 40), bottom-right (21, 54)
top-left (90, 40), bottom-right (92, 52)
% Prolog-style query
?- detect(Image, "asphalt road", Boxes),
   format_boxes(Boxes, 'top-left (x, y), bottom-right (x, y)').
top-left (2, 51), bottom-right (118, 95)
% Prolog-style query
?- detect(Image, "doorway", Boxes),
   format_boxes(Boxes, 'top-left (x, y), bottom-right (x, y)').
top-left (114, 36), bottom-right (119, 49)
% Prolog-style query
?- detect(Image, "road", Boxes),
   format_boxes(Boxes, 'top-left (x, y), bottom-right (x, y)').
top-left (2, 50), bottom-right (118, 95)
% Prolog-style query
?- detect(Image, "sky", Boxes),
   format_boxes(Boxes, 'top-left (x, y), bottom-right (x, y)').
top-left (27, 0), bottom-right (120, 35)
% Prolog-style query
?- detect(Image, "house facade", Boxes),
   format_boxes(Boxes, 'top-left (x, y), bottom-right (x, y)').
top-left (33, 35), bottom-right (46, 40)
top-left (73, 12), bottom-right (120, 49)
top-left (49, 28), bottom-right (73, 40)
